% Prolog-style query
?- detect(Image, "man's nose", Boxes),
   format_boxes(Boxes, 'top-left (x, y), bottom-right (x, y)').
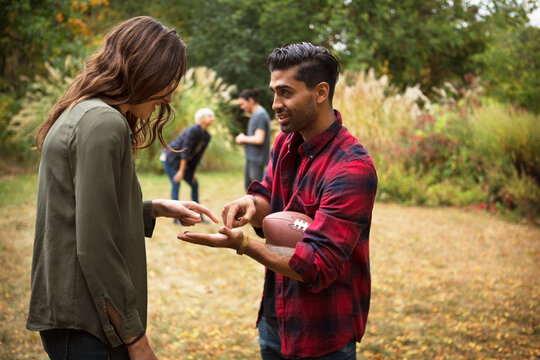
top-left (272, 96), bottom-right (282, 111)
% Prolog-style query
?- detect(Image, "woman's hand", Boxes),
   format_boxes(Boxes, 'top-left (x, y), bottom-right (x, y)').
top-left (151, 199), bottom-right (219, 225)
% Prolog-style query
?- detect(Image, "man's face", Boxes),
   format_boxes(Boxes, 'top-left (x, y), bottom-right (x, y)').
top-left (238, 97), bottom-right (254, 114)
top-left (269, 66), bottom-right (318, 139)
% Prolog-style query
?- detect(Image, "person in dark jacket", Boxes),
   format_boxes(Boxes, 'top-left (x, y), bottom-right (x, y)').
top-left (160, 108), bottom-right (214, 223)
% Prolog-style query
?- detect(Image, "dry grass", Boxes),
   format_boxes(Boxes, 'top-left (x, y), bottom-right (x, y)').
top-left (1, 171), bottom-right (538, 359)
top-left (334, 69), bottom-right (429, 157)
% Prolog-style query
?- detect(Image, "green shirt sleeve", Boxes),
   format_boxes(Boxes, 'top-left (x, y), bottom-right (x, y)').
top-left (143, 200), bottom-right (156, 238)
top-left (70, 108), bottom-right (144, 345)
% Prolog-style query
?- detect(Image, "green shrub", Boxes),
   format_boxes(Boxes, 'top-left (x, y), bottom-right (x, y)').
top-left (424, 182), bottom-right (486, 207)
top-left (0, 94), bottom-right (20, 154)
top-left (343, 69), bottom-right (538, 222)
top-left (471, 102), bottom-right (540, 184)
top-left (376, 161), bottom-right (427, 205)
top-left (504, 173), bottom-right (540, 222)
top-left (379, 162), bottom-right (485, 208)
top-left (0, 94), bottom-right (31, 173)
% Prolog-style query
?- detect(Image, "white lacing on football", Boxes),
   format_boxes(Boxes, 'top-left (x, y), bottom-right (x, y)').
top-left (293, 219), bottom-right (309, 231)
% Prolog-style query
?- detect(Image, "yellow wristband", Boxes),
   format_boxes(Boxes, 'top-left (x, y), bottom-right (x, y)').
top-left (236, 234), bottom-right (249, 255)
top-left (248, 195), bottom-right (257, 205)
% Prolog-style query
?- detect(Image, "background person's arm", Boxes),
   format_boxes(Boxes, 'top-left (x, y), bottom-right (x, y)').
top-left (174, 158), bottom-right (187, 183)
top-left (235, 128), bottom-right (265, 145)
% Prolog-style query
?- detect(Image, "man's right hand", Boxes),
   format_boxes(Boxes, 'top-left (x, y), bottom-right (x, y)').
top-left (235, 133), bottom-right (246, 144)
top-left (222, 195), bottom-right (257, 228)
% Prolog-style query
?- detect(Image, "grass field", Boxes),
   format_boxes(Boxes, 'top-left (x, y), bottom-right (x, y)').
top-left (0, 171), bottom-right (538, 359)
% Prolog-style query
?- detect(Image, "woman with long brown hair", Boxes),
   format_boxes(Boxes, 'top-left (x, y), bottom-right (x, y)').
top-left (26, 16), bottom-right (217, 359)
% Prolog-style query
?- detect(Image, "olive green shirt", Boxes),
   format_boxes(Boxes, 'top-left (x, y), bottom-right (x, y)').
top-left (27, 99), bottom-right (156, 347)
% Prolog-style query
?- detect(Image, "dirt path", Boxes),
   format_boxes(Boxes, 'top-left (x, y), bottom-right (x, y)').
top-left (367, 204), bottom-right (539, 359)
top-left (1, 173), bottom-right (538, 359)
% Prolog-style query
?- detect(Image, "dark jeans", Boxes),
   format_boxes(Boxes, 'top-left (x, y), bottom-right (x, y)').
top-left (161, 161), bottom-right (199, 202)
top-left (257, 317), bottom-right (357, 360)
top-left (40, 328), bottom-right (129, 360)
top-left (245, 160), bottom-right (265, 190)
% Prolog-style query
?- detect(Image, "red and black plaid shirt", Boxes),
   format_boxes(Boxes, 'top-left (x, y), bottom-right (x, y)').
top-left (248, 111), bottom-right (378, 359)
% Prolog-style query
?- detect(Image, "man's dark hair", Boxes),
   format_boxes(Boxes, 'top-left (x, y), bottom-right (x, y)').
top-left (266, 42), bottom-right (340, 103)
top-left (238, 88), bottom-right (259, 102)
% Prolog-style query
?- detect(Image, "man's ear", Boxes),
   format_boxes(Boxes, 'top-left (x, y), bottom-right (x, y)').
top-left (249, 97), bottom-right (257, 106)
top-left (314, 82), bottom-right (330, 104)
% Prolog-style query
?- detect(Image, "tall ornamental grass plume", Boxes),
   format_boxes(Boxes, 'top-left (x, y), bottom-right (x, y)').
top-left (333, 68), bottom-right (430, 158)
top-left (136, 66), bottom-right (241, 173)
top-left (10, 56), bottom-right (82, 154)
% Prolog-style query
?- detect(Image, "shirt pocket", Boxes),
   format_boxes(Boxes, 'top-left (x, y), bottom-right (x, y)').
top-left (287, 195), bottom-right (319, 219)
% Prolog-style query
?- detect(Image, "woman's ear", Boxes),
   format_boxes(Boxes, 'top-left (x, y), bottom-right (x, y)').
top-left (314, 82), bottom-right (330, 104)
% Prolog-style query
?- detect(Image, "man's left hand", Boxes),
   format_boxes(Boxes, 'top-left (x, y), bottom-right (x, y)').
top-left (177, 226), bottom-right (244, 250)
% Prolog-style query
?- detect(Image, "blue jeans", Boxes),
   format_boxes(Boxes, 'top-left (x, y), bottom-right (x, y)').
top-left (245, 160), bottom-right (265, 190)
top-left (161, 161), bottom-right (199, 202)
top-left (257, 317), bottom-right (357, 360)
top-left (40, 328), bottom-right (129, 360)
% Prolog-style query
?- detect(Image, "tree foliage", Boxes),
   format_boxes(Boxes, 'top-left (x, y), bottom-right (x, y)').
top-left (175, 0), bottom-right (338, 108)
top-left (0, 0), bottom-right (90, 92)
top-left (166, 0), bottom-right (535, 107)
top-left (474, 24), bottom-right (540, 113)
top-left (1, 0), bottom-right (539, 168)
top-left (0, 0), bottom-right (536, 104)
top-left (336, 0), bottom-right (485, 92)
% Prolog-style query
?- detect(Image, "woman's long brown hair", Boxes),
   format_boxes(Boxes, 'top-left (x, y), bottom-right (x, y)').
top-left (33, 16), bottom-right (186, 152)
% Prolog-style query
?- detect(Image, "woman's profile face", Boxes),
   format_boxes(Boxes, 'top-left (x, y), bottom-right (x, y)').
top-left (120, 82), bottom-right (176, 120)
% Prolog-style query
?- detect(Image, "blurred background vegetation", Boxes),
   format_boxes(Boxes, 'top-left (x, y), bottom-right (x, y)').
top-left (0, 0), bottom-right (538, 223)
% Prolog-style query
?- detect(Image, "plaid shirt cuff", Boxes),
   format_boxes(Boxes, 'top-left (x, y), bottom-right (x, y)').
top-left (247, 182), bottom-right (271, 202)
top-left (289, 242), bottom-right (316, 286)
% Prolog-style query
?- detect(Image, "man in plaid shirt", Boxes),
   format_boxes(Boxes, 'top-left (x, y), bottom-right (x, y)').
top-left (178, 42), bottom-right (377, 359)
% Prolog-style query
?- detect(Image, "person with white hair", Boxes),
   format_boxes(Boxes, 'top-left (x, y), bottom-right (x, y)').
top-left (161, 108), bottom-right (215, 224)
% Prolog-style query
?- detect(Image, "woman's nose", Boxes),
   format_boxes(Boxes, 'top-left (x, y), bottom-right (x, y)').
top-left (162, 93), bottom-right (172, 104)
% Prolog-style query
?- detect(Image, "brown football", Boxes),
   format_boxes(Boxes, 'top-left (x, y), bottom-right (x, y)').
top-left (262, 211), bottom-right (313, 248)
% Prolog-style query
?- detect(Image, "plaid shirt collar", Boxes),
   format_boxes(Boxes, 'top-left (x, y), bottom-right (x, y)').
top-left (286, 110), bottom-right (343, 159)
